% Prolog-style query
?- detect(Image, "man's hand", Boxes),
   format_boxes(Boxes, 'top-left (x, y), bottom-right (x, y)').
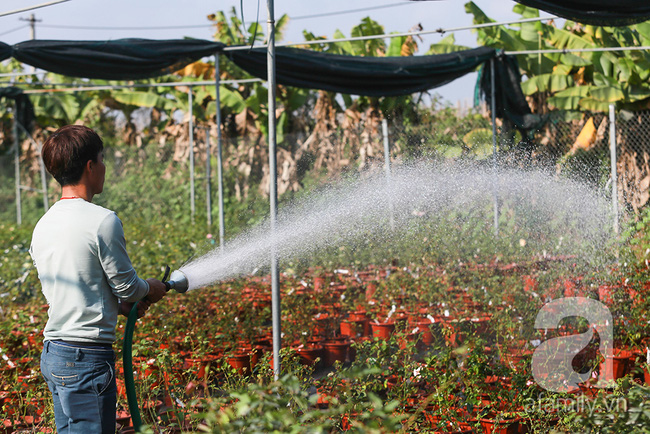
top-left (145, 278), bottom-right (167, 304)
top-left (119, 299), bottom-right (151, 318)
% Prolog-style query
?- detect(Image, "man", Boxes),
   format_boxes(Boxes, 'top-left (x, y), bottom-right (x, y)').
top-left (30, 125), bottom-right (167, 433)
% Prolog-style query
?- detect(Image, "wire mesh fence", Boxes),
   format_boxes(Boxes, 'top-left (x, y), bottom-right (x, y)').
top-left (3, 106), bottom-right (650, 229)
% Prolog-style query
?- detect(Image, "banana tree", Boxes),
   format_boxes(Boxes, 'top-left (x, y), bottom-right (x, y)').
top-left (465, 1), bottom-right (650, 112)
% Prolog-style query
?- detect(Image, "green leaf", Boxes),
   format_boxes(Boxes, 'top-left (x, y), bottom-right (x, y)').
top-left (426, 34), bottom-right (471, 54)
top-left (32, 93), bottom-right (80, 123)
top-left (579, 97), bottom-right (611, 112)
top-left (465, 2), bottom-right (493, 25)
top-left (554, 64), bottom-right (573, 75)
top-left (593, 71), bottom-right (618, 87)
top-left (549, 74), bottom-right (574, 92)
top-left (332, 29), bottom-right (354, 55)
top-left (615, 57), bottom-right (635, 82)
top-left (437, 143), bottom-right (463, 159)
top-left (520, 74), bottom-right (573, 95)
top-left (559, 53), bottom-right (591, 67)
top-left (387, 35), bottom-right (405, 57)
top-left (512, 3), bottom-right (540, 18)
top-left (219, 87), bottom-right (246, 112)
top-left (589, 85), bottom-right (624, 102)
top-left (625, 85), bottom-right (650, 103)
top-left (112, 91), bottom-right (172, 109)
top-left (548, 27), bottom-right (596, 50)
top-left (634, 22), bottom-right (650, 41)
top-left (79, 98), bottom-right (101, 120)
top-left (547, 86), bottom-right (590, 110)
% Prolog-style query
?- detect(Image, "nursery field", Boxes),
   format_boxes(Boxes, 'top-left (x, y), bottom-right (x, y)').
top-left (2, 212), bottom-right (650, 433)
top-left (2, 159), bottom-right (650, 434)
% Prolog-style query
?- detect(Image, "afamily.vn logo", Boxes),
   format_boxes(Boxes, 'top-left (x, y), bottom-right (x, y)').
top-left (531, 297), bottom-right (613, 392)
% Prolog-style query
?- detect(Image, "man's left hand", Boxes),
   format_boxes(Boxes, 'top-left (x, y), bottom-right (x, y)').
top-left (119, 299), bottom-right (151, 318)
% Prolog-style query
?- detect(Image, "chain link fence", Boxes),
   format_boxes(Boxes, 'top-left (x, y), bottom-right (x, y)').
top-left (3, 106), bottom-right (650, 228)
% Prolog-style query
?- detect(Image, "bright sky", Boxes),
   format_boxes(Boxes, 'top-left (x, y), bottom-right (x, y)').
top-left (0, 0), bottom-right (533, 104)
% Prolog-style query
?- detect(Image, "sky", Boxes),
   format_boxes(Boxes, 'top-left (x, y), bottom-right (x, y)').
top-left (0, 0), bottom-right (531, 104)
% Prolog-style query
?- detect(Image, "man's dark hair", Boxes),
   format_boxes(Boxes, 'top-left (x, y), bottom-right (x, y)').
top-left (42, 125), bottom-right (103, 186)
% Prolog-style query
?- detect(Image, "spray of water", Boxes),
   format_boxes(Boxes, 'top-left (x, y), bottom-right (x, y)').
top-left (180, 161), bottom-right (616, 291)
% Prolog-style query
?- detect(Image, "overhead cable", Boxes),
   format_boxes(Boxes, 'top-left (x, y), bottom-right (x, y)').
top-left (0, 24), bottom-right (29, 37)
top-left (34, 2), bottom-right (414, 31)
top-left (0, 0), bottom-right (70, 19)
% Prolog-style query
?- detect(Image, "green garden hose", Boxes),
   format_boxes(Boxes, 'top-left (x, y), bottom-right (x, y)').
top-left (122, 266), bottom-right (171, 433)
top-left (123, 301), bottom-right (144, 432)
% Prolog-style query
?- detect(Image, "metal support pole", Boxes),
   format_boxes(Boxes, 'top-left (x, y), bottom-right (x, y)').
top-left (215, 54), bottom-right (226, 252)
top-left (267, 0), bottom-right (281, 380)
top-left (205, 128), bottom-right (212, 229)
top-left (609, 104), bottom-right (619, 235)
top-left (381, 118), bottom-right (394, 230)
top-left (13, 105), bottom-right (21, 225)
top-left (38, 146), bottom-right (48, 212)
top-left (490, 59), bottom-right (499, 235)
top-left (188, 89), bottom-right (195, 222)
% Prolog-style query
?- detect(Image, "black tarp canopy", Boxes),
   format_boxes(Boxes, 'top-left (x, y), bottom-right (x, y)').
top-left (227, 46), bottom-right (496, 97)
top-left (2, 39), bottom-right (225, 80)
top-left (0, 38), bottom-right (533, 133)
top-left (0, 87), bottom-right (34, 130)
top-left (413, 0), bottom-right (650, 26)
top-left (514, 0), bottom-right (650, 26)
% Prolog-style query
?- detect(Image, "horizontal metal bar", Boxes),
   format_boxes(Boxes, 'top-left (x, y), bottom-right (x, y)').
top-left (505, 45), bottom-right (650, 55)
top-left (19, 185), bottom-right (45, 193)
top-left (223, 16), bottom-right (557, 51)
top-left (20, 78), bottom-right (263, 94)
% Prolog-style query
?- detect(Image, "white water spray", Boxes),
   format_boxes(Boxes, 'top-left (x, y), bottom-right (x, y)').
top-left (180, 162), bottom-right (615, 291)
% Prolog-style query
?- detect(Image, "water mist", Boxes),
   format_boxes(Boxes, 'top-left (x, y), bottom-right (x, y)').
top-left (178, 160), bottom-right (616, 291)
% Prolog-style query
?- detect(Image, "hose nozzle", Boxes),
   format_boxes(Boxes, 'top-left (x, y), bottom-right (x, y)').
top-left (162, 266), bottom-right (189, 293)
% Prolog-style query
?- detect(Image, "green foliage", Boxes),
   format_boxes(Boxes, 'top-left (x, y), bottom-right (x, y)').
top-left (462, 1), bottom-right (650, 112)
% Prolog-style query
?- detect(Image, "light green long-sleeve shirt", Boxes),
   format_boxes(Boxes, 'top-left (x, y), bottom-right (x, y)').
top-left (30, 199), bottom-right (149, 344)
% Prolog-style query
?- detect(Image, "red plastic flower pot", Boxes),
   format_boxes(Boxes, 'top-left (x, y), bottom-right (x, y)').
top-left (371, 321), bottom-right (395, 340)
top-left (226, 353), bottom-right (251, 376)
top-left (479, 413), bottom-right (520, 434)
top-left (295, 343), bottom-right (324, 366)
top-left (322, 339), bottom-right (350, 367)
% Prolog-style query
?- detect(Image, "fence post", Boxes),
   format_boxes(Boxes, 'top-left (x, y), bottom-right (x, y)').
top-left (382, 118), bottom-right (394, 230)
top-left (205, 127), bottom-right (212, 229)
top-left (13, 104), bottom-right (22, 225)
top-left (490, 58), bottom-right (499, 235)
top-left (266, 0), bottom-right (281, 381)
top-left (188, 89), bottom-right (195, 222)
top-left (215, 54), bottom-right (226, 252)
top-left (609, 104), bottom-right (618, 235)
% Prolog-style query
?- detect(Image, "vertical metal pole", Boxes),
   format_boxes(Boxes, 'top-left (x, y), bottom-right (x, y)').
top-left (382, 118), bottom-right (394, 230)
top-left (205, 128), bottom-right (212, 229)
top-left (267, 0), bottom-right (281, 380)
top-left (215, 54), bottom-right (226, 252)
top-left (13, 105), bottom-right (22, 225)
top-left (490, 59), bottom-right (499, 235)
top-left (609, 104), bottom-right (619, 235)
top-left (38, 141), bottom-right (48, 212)
top-left (188, 89), bottom-right (195, 222)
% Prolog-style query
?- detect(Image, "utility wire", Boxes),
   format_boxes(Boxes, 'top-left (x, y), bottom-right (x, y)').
top-left (0, 0), bottom-right (70, 18)
top-left (0, 24), bottom-right (29, 37)
top-left (39, 23), bottom-right (213, 31)
top-left (35, 2), bottom-right (414, 31)
top-left (291, 2), bottom-right (414, 21)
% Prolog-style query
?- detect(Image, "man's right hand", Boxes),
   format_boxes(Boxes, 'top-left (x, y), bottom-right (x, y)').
top-left (145, 278), bottom-right (167, 304)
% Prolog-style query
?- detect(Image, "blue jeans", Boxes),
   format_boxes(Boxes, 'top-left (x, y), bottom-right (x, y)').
top-left (40, 340), bottom-right (117, 434)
